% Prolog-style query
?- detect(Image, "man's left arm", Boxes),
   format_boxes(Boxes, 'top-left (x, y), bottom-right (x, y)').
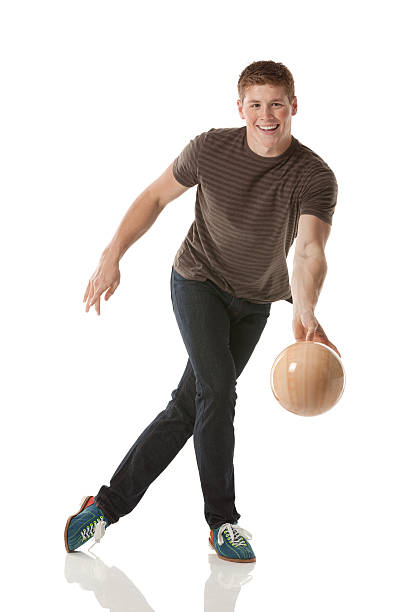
top-left (291, 214), bottom-right (341, 357)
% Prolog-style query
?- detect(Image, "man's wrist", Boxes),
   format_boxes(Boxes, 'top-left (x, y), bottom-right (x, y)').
top-left (102, 242), bottom-right (122, 264)
top-left (293, 305), bottom-right (315, 318)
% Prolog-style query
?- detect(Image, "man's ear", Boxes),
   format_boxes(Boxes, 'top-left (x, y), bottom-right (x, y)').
top-left (237, 99), bottom-right (245, 120)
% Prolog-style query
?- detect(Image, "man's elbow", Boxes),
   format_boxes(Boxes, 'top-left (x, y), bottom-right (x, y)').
top-left (294, 243), bottom-right (327, 261)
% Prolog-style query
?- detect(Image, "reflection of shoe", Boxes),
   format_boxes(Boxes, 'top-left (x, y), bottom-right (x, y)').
top-left (64, 495), bottom-right (109, 552)
top-left (209, 522), bottom-right (256, 563)
top-left (65, 551), bottom-right (110, 588)
top-left (64, 552), bottom-right (156, 611)
top-left (207, 554), bottom-right (254, 588)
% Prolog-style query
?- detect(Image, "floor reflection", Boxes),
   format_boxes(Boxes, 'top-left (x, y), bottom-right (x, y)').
top-left (64, 546), bottom-right (255, 611)
top-left (205, 553), bottom-right (255, 611)
top-left (65, 551), bottom-right (155, 611)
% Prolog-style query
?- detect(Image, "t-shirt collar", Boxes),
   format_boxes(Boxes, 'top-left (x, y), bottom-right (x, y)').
top-left (242, 126), bottom-right (298, 163)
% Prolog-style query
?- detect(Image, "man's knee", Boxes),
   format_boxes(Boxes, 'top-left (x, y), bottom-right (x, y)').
top-left (196, 377), bottom-right (237, 404)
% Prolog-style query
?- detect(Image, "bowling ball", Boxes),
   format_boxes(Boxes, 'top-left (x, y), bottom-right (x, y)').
top-left (270, 341), bottom-right (345, 416)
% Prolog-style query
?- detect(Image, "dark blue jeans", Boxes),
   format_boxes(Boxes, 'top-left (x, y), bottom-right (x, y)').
top-left (95, 267), bottom-right (271, 529)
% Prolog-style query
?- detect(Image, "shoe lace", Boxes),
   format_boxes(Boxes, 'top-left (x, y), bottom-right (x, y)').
top-left (80, 519), bottom-right (106, 551)
top-left (217, 523), bottom-right (252, 547)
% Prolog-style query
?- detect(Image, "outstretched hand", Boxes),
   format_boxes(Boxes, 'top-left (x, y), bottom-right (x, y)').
top-left (83, 251), bottom-right (121, 316)
top-left (292, 309), bottom-right (341, 358)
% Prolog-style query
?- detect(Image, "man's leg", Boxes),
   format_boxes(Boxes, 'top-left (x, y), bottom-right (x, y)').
top-left (95, 268), bottom-right (270, 525)
top-left (170, 269), bottom-right (270, 529)
top-left (94, 358), bottom-right (197, 522)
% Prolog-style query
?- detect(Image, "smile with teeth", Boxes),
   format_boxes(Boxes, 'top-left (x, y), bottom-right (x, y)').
top-left (257, 124), bottom-right (279, 133)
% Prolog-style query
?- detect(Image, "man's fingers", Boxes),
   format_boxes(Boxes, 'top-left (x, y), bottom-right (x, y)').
top-left (86, 284), bottom-right (107, 314)
top-left (83, 281), bottom-right (90, 302)
top-left (85, 280), bottom-right (96, 310)
top-left (305, 328), bottom-right (315, 341)
top-left (84, 276), bottom-right (118, 313)
top-left (320, 338), bottom-right (342, 359)
top-left (85, 288), bottom-right (93, 311)
top-left (331, 344), bottom-right (341, 358)
top-left (105, 281), bottom-right (120, 300)
top-left (88, 283), bottom-right (102, 306)
top-left (86, 292), bottom-right (97, 312)
top-left (105, 286), bottom-right (113, 300)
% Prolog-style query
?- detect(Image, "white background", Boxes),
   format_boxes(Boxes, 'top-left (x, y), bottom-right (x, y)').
top-left (1, 1), bottom-right (407, 610)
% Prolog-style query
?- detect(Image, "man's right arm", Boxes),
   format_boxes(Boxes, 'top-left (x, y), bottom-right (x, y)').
top-left (106, 161), bottom-right (190, 262)
top-left (83, 162), bottom-right (190, 315)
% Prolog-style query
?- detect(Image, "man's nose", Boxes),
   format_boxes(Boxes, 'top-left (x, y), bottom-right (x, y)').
top-left (260, 110), bottom-right (276, 120)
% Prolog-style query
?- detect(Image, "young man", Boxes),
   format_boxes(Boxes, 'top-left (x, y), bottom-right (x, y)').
top-left (64, 60), bottom-right (341, 563)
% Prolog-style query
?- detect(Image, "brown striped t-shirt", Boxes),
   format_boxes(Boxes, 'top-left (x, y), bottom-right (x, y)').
top-left (172, 126), bottom-right (338, 304)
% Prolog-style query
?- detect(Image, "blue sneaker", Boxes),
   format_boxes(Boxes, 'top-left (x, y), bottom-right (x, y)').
top-left (209, 522), bottom-right (256, 563)
top-left (64, 496), bottom-right (109, 552)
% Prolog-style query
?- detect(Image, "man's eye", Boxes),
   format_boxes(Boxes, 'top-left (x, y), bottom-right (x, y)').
top-left (251, 103), bottom-right (280, 108)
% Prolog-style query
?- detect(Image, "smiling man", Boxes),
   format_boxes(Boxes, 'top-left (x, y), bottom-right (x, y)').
top-left (65, 60), bottom-right (340, 564)
top-left (235, 76), bottom-right (340, 350)
top-left (240, 85), bottom-right (292, 152)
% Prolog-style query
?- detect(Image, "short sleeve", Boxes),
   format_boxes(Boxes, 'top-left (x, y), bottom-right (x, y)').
top-left (299, 165), bottom-right (338, 226)
top-left (172, 131), bottom-right (207, 188)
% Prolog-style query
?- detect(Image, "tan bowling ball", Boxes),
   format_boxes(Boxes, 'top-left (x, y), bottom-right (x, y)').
top-left (270, 341), bottom-right (345, 416)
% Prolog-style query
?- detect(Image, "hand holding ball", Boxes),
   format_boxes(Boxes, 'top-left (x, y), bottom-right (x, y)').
top-left (270, 341), bottom-right (345, 416)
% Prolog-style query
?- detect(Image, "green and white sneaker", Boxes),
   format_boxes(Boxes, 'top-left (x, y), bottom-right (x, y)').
top-left (209, 522), bottom-right (256, 563)
top-left (64, 495), bottom-right (109, 553)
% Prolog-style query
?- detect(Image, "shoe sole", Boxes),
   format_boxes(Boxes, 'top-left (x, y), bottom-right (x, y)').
top-left (208, 537), bottom-right (256, 563)
top-left (64, 495), bottom-right (93, 553)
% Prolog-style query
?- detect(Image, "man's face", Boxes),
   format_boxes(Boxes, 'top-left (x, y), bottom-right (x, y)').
top-left (237, 83), bottom-right (297, 156)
